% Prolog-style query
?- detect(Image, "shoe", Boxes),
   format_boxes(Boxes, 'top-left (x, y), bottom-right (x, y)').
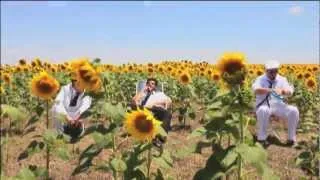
top-left (286, 140), bottom-right (297, 147)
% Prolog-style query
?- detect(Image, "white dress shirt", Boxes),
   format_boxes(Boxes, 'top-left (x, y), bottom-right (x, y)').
top-left (52, 83), bottom-right (92, 119)
top-left (252, 74), bottom-right (294, 108)
top-left (139, 90), bottom-right (171, 109)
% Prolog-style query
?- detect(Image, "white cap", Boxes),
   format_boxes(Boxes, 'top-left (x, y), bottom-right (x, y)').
top-left (265, 60), bottom-right (280, 69)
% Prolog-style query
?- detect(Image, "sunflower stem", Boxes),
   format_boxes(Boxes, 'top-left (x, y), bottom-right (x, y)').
top-left (46, 100), bottom-right (50, 179)
top-left (147, 145), bottom-right (152, 179)
top-left (112, 133), bottom-right (116, 152)
top-left (237, 84), bottom-right (244, 180)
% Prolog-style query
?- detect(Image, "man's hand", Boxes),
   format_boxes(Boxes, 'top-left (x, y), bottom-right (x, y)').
top-left (274, 88), bottom-right (283, 95)
top-left (274, 88), bottom-right (290, 96)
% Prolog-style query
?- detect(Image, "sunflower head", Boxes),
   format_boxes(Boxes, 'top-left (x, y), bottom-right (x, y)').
top-left (71, 60), bottom-right (101, 92)
top-left (31, 71), bottom-right (60, 100)
top-left (179, 71), bottom-right (192, 85)
top-left (212, 70), bottom-right (220, 81)
top-left (1, 73), bottom-right (11, 84)
top-left (304, 72), bottom-right (311, 79)
top-left (296, 71), bottom-right (303, 80)
top-left (124, 108), bottom-right (162, 142)
top-left (19, 59), bottom-right (27, 66)
top-left (305, 77), bottom-right (317, 91)
top-left (217, 52), bottom-right (247, 85)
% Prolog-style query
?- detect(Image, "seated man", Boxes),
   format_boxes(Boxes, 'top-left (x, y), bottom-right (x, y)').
top-left (51, 79), bottom-right (92, 139)
top-left (132, 77), bottom-right (172, 147)
top-left (252, 60), bottom-right (299, 147)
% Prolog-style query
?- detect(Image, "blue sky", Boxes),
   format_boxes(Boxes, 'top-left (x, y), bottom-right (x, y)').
top-left (1, 1), bottom-right (319, 65)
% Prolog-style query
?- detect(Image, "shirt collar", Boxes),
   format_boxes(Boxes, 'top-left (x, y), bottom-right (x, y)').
top-left (263, 74), bottom-right (278, 83)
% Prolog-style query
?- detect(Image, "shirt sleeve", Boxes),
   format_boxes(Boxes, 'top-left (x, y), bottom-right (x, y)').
top-left (78, 95), bottom-right (92, 115)
top-left (252, 77), bottom-right (262, 92)
top-left (282, 77), bottom-right (294, 95)
top-left (52, 87), bottom-right (68, 115)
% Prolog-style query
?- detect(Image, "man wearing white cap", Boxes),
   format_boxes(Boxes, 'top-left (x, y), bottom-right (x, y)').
top-left (252, 60), bottom-right (299, 147)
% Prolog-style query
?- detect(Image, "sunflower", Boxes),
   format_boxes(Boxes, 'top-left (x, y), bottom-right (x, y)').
top-left (179, 71), bottom-right (192, 85)
top-left (312, 65), bottom-right (319, 72)
top-left (1, 73), bottom-right (11, 84)
top-left (147, 67), bottom-right (154, 74)
top-left (30, 71), bottom-right (60, 100)
top-left (217, 52), bottom-right (246, 75)
top-left (31, 60), bottom-right (38, 67)
top-left (71, 61), bottom-right (101, 92)
top-left (216, 52), bottom-right (247, 85)
top-left (296, 71), bottom-right (304, 80)
top-left (15, 66), bottom-right (22, 73)
top-left (256, 69), bottom-right (264, 76)
top-left (212, 70), bottom-right (220, 81)
top-left (304, 72), bottom-right (311, 79)
top-left (19, 59), bottom-right (27, 66)
top-left (124, 108), bottom-right (162, 142)
top-left (305, 77), bottom-right (317, 91)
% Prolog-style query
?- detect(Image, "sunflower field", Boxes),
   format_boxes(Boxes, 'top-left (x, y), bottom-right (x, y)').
top-left (0, 53), bottom-right (319, 180)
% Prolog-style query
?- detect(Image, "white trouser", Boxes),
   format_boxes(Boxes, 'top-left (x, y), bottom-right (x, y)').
top-left (256, 103), bottom-right (299, 141)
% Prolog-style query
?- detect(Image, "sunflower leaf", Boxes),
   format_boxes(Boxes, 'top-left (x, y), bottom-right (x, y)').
top-left (102, 102), bottom-right (125, 125)
top-left (14, 168), bottom-right (36, 180)
top-left (110, 158), bottom-right (127, 172)
top-left (1, 104), bottom-right (28, 124)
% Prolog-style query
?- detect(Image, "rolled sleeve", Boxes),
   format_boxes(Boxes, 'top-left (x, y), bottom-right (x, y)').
top-left (282, 77), bottom-right (294, 95)
top-left (79, 96), bottom-right (92, 115)
top-left (252, 78), bottom-right (262, 92)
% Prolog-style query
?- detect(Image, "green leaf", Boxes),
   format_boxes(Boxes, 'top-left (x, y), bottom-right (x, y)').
top-left (28, 165), bottom-right (48, 178)
top-left (110, 158), bottom-right (127, 172)
top-left (54, 147), bottom-right (70, 161)
top-left (153, 150), bottom-right (173, 169)
top-left (193, 146), bottom-right (236, 180)
top-left (102, 102), bottom-right (125, 125)
top-left (35, 105), bottom-right (44, 117)
top-left (1, 104), bottom-right (27, 124)
top-left (154, 169), bottom-right (165, 180)
top-left (221, 148), bottom-right (238, 169)
top-left (235, 143), bottom-right (278, 179)
top-left (14, 168), bottom-right (36, 180)
top-left (91, 132), bottom-right (113, 149)
top-left (235, 143), bottom-right (267, 165)
top-left (189, 127), bottom-right (207, 138)
top-left (206, 101), bottom-right (223, 110)
top-left (43, 130), bottom-right (58, 147)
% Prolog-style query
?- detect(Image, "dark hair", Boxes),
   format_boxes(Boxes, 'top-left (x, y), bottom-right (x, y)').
top-left (71, 79), bottom-right (77, 85)
top-left (146, 77), bottom-right (158, 86)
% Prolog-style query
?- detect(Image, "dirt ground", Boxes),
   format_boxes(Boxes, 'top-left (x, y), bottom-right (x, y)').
top-left (1, 113), bottom-right (317, 180)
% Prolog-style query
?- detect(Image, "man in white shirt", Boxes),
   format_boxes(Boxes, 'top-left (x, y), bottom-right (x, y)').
top-left (51, 79), bottom-right (92, 139)
top-left (252, 60), bottom-right (299, 147)
top-left (132, 78), bottom-right (172, 147)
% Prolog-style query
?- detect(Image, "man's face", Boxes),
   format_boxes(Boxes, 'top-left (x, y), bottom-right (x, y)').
top-left (266, 68), bottom-right (278, 80)
top-left (146, 80), bottom-right (156, 91)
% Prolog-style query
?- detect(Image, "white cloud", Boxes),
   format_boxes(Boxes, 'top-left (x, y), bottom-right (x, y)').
top-left (288, 5), bottom-right (304, 16)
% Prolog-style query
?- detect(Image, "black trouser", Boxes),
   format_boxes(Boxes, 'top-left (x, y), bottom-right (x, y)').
top-left (147, 106), bottom-right (172, 133)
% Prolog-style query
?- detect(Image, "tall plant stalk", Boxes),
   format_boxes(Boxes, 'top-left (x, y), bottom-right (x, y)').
top-left (147, 146), bottom-right (152, 179)
top-left (46, 100), bottom-right (50, 179)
